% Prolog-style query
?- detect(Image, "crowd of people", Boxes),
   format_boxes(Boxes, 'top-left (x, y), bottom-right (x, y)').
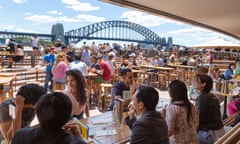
top-left (1, 38), bottom-right (240, 144)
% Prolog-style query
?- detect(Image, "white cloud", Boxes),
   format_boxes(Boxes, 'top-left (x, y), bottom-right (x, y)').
top-left (0, 6), bottom-right (2, 9)
top-left (61, 0), bottom-right (79, 5)
top-left (61, 0), bottom-right (100, 11)
top-left (168, 27), bottom-right (208, 35)
top-left (48, 10), bottom-right (62, 15)
top-left (24, 12), bottom-right (32, 16)
top-left (25, 14), bottom-right (105, 23)
top-left (75, 14), bottom-right (105, 22)
top-left (12, 0), bottom-right (28, 4)
top-left (120, 11), bottom-right (178, 27)
top-left (0, 24), bottom-right (37, 33)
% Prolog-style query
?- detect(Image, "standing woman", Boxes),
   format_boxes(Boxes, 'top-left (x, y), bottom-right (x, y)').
top-left (192, 74), bottom-right (224, 144)
top-left (52, 52), bottom-right (68, 91)
top-left (162, 80), bottom-right (199, 144)
top-left (224, 63), bottom-right (236, 80)
top-left (64, 69), bottom-right (89, 119)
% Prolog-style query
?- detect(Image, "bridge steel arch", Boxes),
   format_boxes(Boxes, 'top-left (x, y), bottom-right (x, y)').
top-left (65, 20), bottom-right (162, 45)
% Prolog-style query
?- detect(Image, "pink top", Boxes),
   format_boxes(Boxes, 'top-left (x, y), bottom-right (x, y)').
top-left (64, 89), bottom-right (86, 115)
top-left (53, 61), bottom-right (68, 79)
top-left (166, 102), bottom-right (199, 144)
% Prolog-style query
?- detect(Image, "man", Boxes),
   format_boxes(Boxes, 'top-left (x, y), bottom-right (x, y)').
top-left (6, 38), bottom-right (16, 68)
top-left (107, 68), bottom-right (138, 111)
top-left (91, 55), bottom-right (112, 98)
top-left (12, 92), bottom-right (86, 144)
top-left (43, 47), bottom-right (56, 93)
top-left (0, 84), bottom-right (45, 143)
top-left (125, 86), bottom-right (169, 144)
top-left (82, 46), bottom-right (91, 66)
top-left (69, 53), bottom-right (88, 77)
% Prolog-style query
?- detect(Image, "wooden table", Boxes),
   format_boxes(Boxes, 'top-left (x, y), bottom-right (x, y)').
top-left (0, 72), bottom-right (16, 102)
top-left (81, 111), bottom-right (130, 144)
top-left (211, 91), bottom-right (234, 119)
top-left (80, 97), bottom-right (170, 144)
top-left (0, 52), bottom-right (15, 67)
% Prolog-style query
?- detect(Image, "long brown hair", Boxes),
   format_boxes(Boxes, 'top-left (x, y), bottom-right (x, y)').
top-left (65, 69), bottom-right (87, 106)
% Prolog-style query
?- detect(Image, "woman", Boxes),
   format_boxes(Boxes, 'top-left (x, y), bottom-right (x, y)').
top-left (192, 74), bottom-right (224, 144)
top-left (208, 65), bottom-right (220, 81)
top-left (224, 63), bottom-right (236, 80)
top-left (162, 80), bottom-right (199, 144)
top-left (64, 69), bottom-right (89, 119)
top-left (52, 52), bottom-right (68, 91)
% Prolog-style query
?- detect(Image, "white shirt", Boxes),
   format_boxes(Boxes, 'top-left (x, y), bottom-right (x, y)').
top-left (69, 60), bottom-right (88, 77)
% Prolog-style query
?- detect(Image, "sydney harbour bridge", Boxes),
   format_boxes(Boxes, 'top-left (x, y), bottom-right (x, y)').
top-left (0, 20), bottom-right (173, 48)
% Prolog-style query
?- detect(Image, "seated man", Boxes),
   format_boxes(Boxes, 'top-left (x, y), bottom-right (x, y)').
top-left (107, 68), bottom-right (138, 111)
top-left (125, 86), bottom-right (169, 144)
top-left (91, 55), bottom-right (112, 99)
top-left (12, 92), bottom-right (86, 144)
top-left (0, 84), bottom-right (45, 143)
top-left (12, 44), bottom-right (24, 63)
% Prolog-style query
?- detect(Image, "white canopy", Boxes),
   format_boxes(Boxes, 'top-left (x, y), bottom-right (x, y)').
top-left (100, 0), bottom-right (240, 40)
top-left (191, 38), bottom-right (240, 49)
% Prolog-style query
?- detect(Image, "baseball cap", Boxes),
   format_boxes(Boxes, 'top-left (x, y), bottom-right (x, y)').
top-left (129, 53), bottom-right (136, 57)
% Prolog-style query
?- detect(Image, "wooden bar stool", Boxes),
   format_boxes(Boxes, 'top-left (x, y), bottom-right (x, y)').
top-left (158, 73), bottom-right (167, 90)
top-left (148, 72), bottom-right (159, 88)
top-left (98, 83), bottom-right (113, 112)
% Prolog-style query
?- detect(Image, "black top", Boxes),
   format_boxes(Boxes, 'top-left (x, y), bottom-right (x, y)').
top-left (125, 111), bottom-right (169, 144)
top-left (195, 92), bottom-right (223, 131)
top-left (12, 127), bottom-right (86, 144)
top-left (7, 42), bottom-right (15, 53)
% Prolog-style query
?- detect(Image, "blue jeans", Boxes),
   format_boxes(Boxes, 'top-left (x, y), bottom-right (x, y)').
top-left (44, 71), bottom-right (53, 92)
top-left (198, 130), bottom-right (214, 144)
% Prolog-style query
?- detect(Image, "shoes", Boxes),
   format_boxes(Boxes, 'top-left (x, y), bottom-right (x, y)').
top-left (7, 66), bottom-right (12, 68)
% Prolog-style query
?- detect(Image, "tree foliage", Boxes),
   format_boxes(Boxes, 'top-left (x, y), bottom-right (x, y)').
top-left (14, 36), bottom-right (53, 46)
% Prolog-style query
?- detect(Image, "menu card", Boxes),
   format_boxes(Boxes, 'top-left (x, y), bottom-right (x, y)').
top-left (95, 130), bottom-right (117, 137)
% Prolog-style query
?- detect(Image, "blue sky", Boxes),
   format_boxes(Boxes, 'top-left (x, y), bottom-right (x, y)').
top-left (0, 0), bottom-right (239, 46)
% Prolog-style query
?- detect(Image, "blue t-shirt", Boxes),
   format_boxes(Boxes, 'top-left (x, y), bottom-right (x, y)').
top-left (43, 54), bottom-right (56, 72)
top-left (112, 81), bottom-right (130, 98)
top-left (224, 69), bottom-right (233, 80)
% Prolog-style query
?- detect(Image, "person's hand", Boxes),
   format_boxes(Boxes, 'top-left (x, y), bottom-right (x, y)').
top-left (130, 80), bottom-right (139, 94)
top-left (63, 120), bottom-right (82, 138)
top-left (115, 95), bottom-right (121, 99)
top-left (14, 96), bottom-right (25, 111)
top-left (161, 104), bottom-right (168, 119)
top-left (128, 102), bottom-right (136, 119)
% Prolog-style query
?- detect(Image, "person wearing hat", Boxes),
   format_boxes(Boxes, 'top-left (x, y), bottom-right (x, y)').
top-left (128, 53), bottom-right (140, 70)
top-left (55, 39), bottom-right (62, 53)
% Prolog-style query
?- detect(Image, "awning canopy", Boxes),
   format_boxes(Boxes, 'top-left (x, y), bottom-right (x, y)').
top-left (191, 38), bottom-right (240, 49)
top-left (100, 0), bottom-right (240, 40)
